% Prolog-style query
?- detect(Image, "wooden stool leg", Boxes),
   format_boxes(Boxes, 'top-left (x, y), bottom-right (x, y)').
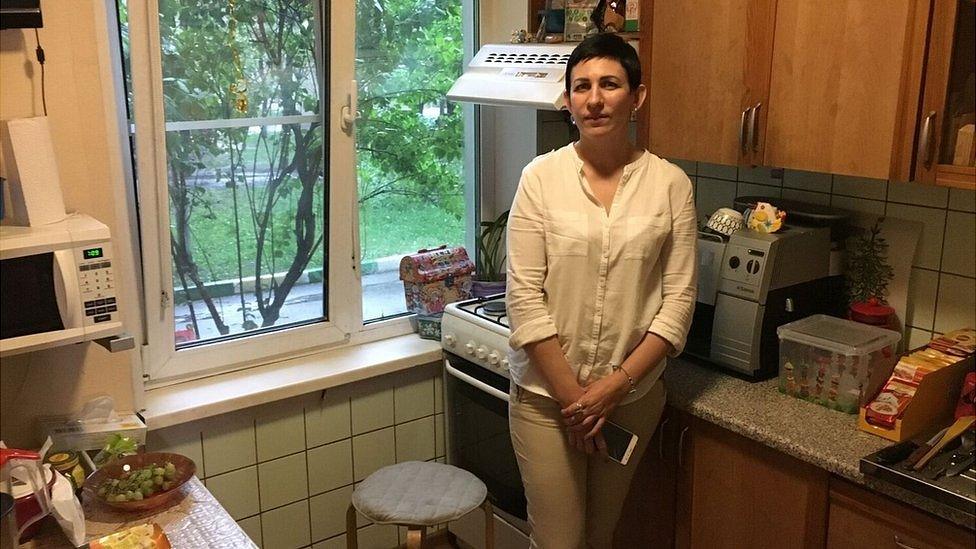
top-left (345, 504), bottom-right (358, 549)
top-left (481, 500), bottom-right (494, 549)
top-left (406, 525), bottom-right (426, 549)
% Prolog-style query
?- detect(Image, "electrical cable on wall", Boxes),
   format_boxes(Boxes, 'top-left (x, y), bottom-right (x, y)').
top-left (34, 28), bottom-right (47, 116)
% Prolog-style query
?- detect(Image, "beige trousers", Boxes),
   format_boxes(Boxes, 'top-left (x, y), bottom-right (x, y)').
top-left (509, 380), bottom-right (667, 549)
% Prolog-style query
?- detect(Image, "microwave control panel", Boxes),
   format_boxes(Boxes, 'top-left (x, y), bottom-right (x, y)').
top-left (75, 242), bottom-right (118, 325)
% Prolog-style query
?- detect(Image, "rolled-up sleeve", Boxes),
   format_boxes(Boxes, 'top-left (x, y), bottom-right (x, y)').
top-left (506, 167), bottom-right (559, 350)
top-left (648, 172), bottom-right (698, 356)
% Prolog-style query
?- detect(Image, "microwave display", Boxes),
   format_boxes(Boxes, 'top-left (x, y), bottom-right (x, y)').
top-left (83, 247), bottom-right (103, 260)
top-left (1, 253), bottom-right (65, 339)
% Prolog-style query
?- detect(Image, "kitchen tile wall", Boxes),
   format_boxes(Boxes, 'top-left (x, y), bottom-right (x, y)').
top-left (147, 362), bottom-right (446, 549)
top-left (680, 160), bottom-right (976, 349)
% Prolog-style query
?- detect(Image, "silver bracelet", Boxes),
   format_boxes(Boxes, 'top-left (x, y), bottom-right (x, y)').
top-left (613, 364), bottom-right (637, 394)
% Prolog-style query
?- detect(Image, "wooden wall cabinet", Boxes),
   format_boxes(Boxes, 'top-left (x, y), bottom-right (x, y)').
top-left (914, 0), bottom-right (976, 190)
top-left (641, 0), bottom-right (931, 182)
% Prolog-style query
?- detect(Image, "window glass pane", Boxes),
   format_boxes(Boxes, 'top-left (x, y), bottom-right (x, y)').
top-left (355, 0), bottom-right (468, 321)
top-left (158, 0), bottom-right (327, 346)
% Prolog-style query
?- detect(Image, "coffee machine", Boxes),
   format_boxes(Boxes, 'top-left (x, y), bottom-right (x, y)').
top-left (686, 198), bottom-right (850, 380)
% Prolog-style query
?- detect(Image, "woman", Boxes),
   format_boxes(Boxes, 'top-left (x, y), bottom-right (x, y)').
top-left (506, 33), bottom-right (697, 549)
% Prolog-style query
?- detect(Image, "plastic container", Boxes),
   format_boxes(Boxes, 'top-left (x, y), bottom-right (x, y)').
top-left (777, 315), bottom-right (901, 413)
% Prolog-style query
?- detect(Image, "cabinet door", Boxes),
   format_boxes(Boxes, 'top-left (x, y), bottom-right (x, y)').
top-left (762, 0), bottom-right (929, 179)
top-left (915, 0), bottom-right (976, 189)
top-left (827, 478), bottom-right (975, 549)
top-left (614, 407), bottom-right (678, 549)
top-left (645, 0), bottom-right (776, 166)
top-left (675, 414), bottom-right (829, 549)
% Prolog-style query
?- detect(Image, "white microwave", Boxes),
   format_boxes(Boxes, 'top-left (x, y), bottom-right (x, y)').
top-left (0, 214), bottom-right (123, 357)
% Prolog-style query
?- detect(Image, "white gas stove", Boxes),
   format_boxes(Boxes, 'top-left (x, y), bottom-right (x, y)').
top-left (441, 294), bottom-right (511, 377)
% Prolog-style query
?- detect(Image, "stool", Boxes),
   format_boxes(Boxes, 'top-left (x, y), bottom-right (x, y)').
top-left (346, 461), bottom-right (493, 549)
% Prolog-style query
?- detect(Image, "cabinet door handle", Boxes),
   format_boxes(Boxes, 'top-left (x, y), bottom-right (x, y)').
top-left (919, 111), bottom-right (937, 168)
top-left (739, 107), bottom-right (751, 155)
top-left (678, 426), bottom-right (690, 469)
top-left (658, 418), bottom-right (670, 460)
top-left (893, 535), bottom-right (921, 549)
top-left (748, 102), bottom-right (762, 153)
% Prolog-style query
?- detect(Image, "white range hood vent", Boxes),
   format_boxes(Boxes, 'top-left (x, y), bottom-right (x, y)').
top-left (447, 43), bottom-right (577, 111)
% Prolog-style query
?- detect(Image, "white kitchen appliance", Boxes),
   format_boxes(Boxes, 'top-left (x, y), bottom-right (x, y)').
top-left (447, 43), bottom-right (576, 110)
top-left (0, 214), bottom-right (122, 357)
top-left (441, 295), bottom-right (529, 549)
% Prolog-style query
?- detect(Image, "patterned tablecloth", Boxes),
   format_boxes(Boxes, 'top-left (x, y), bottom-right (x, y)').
top-left (25, 476), bottom-right (256, 548)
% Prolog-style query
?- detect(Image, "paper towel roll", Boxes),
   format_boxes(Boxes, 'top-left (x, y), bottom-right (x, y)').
top-left (2, 116), bottom-right (67, 226)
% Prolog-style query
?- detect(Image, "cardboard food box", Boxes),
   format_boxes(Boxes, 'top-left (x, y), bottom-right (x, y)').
top-left (399, 246), bottom-right (474, 315)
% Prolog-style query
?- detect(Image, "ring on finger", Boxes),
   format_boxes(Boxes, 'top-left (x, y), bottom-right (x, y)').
top-left (574, 401), bottom-right (583, 413)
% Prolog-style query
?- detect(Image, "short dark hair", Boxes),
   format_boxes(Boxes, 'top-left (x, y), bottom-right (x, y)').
top-left (565, 33), bottom-right (642, 93)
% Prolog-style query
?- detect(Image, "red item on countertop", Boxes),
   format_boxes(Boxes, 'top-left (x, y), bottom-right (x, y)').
top-left (957, 372), bottom-right (976, 420)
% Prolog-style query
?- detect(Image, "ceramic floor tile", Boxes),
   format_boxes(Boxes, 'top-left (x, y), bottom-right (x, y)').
top-left (941, 211), bottom-right (976, 278)
top-left (887, 180), bottom-right (948, 209)
top-left (306, 389), bottom-right (352, 448)
top-left (885, 203), bottom-right (946, 270)
top-left (256, 397), bottom-right (307, 462)
top-left (781, 188), bottom-right (830, 206)
top-left (697, 162), bottom-right (737, 181)
top-left (261, 499), bottom-right (310, 549)
top-left (201, 410), bottom-right (256, 477)
top-left (206, 465), bottom-right (259, 520)
top-left (352, 427), bottom-right (396, 482)
top-left (395, 416), bottom-right (436, 463)
top-left (146, 423), bottom-right (205, 478)
top-left (237, 515), bottom-right (262, 547)
top-left (907, 268), bottom-right (939, 332)
top-left (307, 439), bottom-right (353, 496)
top-left (258, 452), bottom-right (309, 511)
top-left (394, 376), bottom-right (435, 424)
top-left (948, 187), bottom-right (976, 212)
top-left (309, 485), bottom-right (354, 542)
top-left (783, 169), bottom-right (831, 193)
top-left (350, 384), bottom-right (395, 435)
top-left (935, 274), bottom-right (976, 334)
top-left (832, 175), bottom-right (887, 200)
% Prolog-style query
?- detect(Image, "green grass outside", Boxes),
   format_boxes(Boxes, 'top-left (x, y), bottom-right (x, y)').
top-left (174, 186), bottom-right (463, 284)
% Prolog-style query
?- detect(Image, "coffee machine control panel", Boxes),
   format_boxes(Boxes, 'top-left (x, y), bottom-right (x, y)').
top-left (720, 243), bottom-right (770, 299)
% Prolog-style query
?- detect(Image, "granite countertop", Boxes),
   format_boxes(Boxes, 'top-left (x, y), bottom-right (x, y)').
top-left (663, 358), bottom-right (975, 530)
top-left (26, 477), bottom-right (256, 548)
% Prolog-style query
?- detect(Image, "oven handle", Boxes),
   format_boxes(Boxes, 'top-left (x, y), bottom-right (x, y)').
top-left (445, 362), bottom-right (511, 402)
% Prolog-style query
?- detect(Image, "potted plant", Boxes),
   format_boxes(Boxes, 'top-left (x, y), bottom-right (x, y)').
top-left (845, 218), bottom-right (896, 329)
top-left (472, 210), bottom-right (509, 297)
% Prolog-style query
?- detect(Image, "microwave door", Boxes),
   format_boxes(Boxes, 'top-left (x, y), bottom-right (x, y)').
top-left (1, 253), bottom-right (65, 339)
top-left (52, 249), bottom-right (81, 329)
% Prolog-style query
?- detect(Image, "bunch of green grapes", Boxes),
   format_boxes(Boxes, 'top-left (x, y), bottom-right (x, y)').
top-left (97, 462), bottom-right (177, 502)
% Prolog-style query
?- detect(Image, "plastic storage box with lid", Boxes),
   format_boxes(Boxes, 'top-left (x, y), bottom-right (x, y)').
top-left (777, 315), bottom-right (901, 413)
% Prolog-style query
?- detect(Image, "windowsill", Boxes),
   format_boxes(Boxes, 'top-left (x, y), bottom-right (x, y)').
top-left (142, 333), bottom-right (443, 430)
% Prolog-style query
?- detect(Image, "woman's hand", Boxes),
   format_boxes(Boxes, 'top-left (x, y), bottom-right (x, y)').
top-left (560, 372), bottom-right (630, 441)
top-left (552, 384), bottom-right (596, 454)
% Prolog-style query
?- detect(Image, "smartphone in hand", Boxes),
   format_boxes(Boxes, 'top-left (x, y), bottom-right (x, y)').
top-left (602, 421), bottom-right (639, 465)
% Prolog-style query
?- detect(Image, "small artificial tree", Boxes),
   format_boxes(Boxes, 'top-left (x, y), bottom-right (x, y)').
top-left (845, 218), bottom-right (895, 307)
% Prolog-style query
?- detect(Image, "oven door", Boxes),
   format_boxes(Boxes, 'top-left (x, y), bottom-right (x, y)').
top-left (443, 353), bottom-right (527, 523)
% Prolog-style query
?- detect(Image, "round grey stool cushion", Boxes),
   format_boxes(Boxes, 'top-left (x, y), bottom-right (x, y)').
top-left (351, 461), bottom-right (487, 526)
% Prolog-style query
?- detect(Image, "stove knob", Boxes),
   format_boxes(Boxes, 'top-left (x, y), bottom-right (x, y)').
top-left (465, 341), bottom-right (476, 355)
top-left (500, 358), bottom-right (510, 371)
top-left (476, 346), bottom-right (488, 359)
top-left (487, 351), bottom-right (500, 365)
top-left (443, 334), bottom-right (456, 347)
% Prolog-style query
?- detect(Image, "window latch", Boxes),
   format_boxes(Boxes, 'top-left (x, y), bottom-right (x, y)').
top-left (340, 80), bottom-right (358, 134)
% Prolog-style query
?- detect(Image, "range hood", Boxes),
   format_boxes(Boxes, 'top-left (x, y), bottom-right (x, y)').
top-left (447, 43), bottom-right (577, 111)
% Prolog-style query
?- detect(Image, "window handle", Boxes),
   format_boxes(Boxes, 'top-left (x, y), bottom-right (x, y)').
top-left (341, 79), bottom-right (358, 134)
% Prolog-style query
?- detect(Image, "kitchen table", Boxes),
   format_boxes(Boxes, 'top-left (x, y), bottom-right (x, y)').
top-left (23, 476), bottom-right (255, 548)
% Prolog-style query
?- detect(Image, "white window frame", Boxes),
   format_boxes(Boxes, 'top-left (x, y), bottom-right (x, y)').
top-left (127, 0), bottom-right (397, 385)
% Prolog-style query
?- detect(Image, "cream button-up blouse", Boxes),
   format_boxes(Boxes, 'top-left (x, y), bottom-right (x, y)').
top-left (506, 144), bottom-right (698, 404)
